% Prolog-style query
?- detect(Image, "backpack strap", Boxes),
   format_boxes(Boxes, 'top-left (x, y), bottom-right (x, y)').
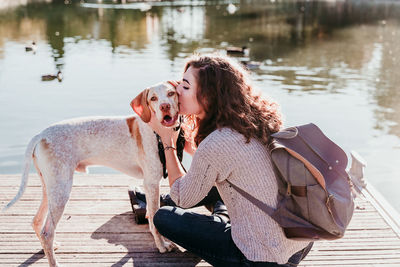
top-left (227, 179), bottom-right (325, 234)
top-left (226, 180), bottom-right (276, 217)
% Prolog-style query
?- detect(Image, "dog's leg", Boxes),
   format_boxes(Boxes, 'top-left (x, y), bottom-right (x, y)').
top-left (32, 175), bottom-right (48, 240)
top-left (32, 158), bottom-right (49, 240)
top-left (40, 172), bottom-right (73, 267)
top-left (143, 178), bottom-right (176, 253)
top-left (32, 175), bottom-right (61, 251)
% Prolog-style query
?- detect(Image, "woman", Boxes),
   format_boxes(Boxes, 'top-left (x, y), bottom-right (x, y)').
top-left (145, 54), bottom-right (312, 266)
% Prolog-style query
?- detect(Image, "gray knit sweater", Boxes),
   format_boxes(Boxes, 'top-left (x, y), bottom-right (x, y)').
top-left (170, 127), bottom-right (309, 264)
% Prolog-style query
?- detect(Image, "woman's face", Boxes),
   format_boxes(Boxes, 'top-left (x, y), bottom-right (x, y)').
top-left (177, 66), bottom-right (205, 119)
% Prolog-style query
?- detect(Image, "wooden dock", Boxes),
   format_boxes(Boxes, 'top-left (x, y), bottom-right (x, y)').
top-left (1, 171), bottom-right (400, 266)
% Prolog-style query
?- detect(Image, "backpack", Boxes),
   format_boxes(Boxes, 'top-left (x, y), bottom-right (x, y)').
top-left (227, 123), bottom-right (354, 241)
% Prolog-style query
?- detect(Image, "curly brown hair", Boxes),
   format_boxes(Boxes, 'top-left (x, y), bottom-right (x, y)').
top-left (181, 54), bottom-right (283, 147)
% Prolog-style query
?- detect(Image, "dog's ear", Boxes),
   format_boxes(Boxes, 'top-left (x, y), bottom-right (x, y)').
top-left (131, 89), bottom-right (151, 123)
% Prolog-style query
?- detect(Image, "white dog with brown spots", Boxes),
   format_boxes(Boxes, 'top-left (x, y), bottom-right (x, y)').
top-left (2, 81), bottom-right (180, 267)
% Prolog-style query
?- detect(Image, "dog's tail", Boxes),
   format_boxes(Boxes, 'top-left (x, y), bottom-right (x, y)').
top-left (1, 134), bottom-right (42, 212)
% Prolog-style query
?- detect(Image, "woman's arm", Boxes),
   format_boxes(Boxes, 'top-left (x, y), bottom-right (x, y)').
top-left (147, 113), bottom-right (222, 207)
top-left (169, 143), bottom-right (220, 208)
top-left (147, 112), bottom-right (185, 187)
top-left (162, 137), bottom-right (186, 187)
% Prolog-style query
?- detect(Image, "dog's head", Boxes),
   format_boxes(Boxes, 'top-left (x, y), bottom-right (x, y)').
top-left (131, 81), bottom-right (180, 128)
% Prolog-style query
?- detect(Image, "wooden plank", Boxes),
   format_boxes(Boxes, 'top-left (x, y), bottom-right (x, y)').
top-left (1, 201), bottom-right (204, 216)
top-left (0, 252), bottom-right (208, 266)
top-left (342, 229), bottom-right (400, 238)
top-left (0, 187), bottom-right (135, 200)
top-left (363, 183), bottom-right (400, 238)
top-left (0, 174), bottom-right (148, 186)
top-left (1, 251), bottom-right (400, 267)
top-left (300, 259), bottom-right (400, 265)
top-left (2, 230), bottom-right (398, 242)
top-left (1, 237), bottom-right (399, 252)
top-left (2, 229), bottom-right (398, 242)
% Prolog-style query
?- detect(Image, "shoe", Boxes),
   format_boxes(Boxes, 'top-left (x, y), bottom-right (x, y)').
top-left (204, 200), bottom-right (226, 213)
top-left (204, 202), bottom-right (214, 213)
top-left (128, 189), bottom-right (148, 224)
top-left (133, 187), bottom-right (177, 207)
top-left (212, 201), bottom-right (230, 224)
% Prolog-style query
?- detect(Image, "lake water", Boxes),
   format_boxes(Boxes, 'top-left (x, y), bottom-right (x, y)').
top-left (0, 0), bottom-right (399, 212)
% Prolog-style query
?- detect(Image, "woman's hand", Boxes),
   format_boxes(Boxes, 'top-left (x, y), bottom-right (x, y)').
top-left (147, 111), bottom-right (180, 147)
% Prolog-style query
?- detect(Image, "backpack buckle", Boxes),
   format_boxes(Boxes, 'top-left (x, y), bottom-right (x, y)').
top-left (286, 183), bottom-right (292, 196)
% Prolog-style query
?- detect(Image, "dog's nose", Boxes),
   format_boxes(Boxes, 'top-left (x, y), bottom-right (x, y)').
top-left (160, 103), bottom-right (171, 112)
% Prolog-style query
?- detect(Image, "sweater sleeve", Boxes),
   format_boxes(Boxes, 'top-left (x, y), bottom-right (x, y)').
top-left (170, 131), bottom-right (231, 208)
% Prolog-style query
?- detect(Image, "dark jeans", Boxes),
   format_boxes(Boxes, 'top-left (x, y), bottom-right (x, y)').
top-left (153, 188), bottom-right (313, 267)
top-left (163, 186), bottom-right (223, 208)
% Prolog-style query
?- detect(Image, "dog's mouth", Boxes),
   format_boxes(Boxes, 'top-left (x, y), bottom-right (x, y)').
top-left (161, 113), bottom-right (179, 127)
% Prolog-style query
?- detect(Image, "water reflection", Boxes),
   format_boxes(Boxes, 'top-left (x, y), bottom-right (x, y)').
top-left (0, 0), bottom-right (399, 210)
top-left (1, 2), bottom-right (397, 55)
top-left (2, 1), bottom-right (399, 70)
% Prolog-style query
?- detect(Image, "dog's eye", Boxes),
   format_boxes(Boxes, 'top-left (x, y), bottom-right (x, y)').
top-left (168, 92), bottom-right (175, 97)
top-left (150, 96), bottom-right (157, 101)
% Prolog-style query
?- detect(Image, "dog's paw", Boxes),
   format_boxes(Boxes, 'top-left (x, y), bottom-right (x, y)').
top-left (157, 241), bottom-right (177, 253)
top-left (165, 241), bottom-right (178, 252)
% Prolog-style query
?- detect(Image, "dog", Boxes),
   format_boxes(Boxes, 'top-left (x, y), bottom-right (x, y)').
top-left (2, 81), bottom-right (180, 267)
